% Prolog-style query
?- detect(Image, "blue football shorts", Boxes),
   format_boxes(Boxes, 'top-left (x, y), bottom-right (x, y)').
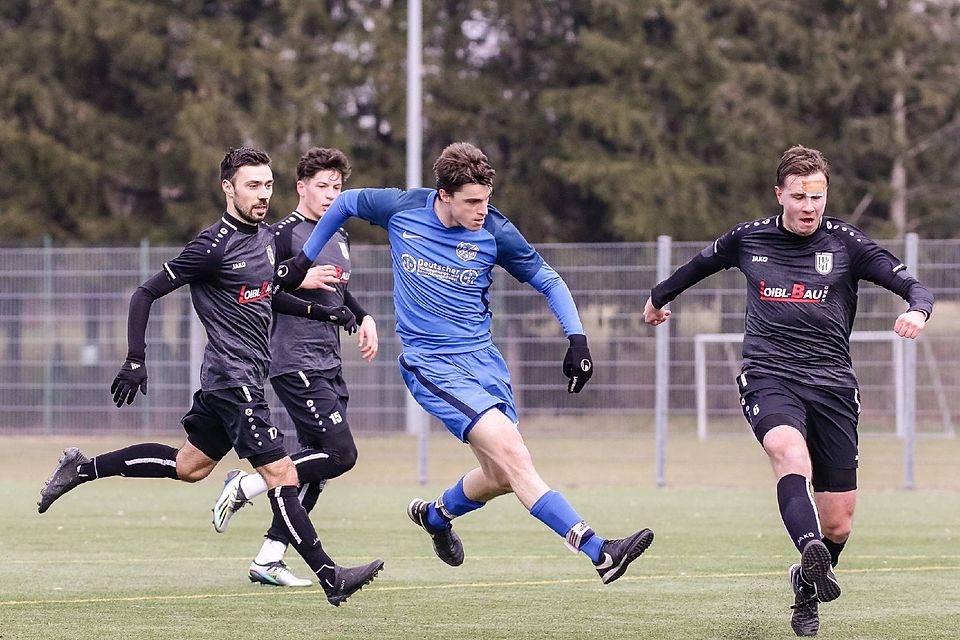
top-left (398, 344), bottom-right (518, 442)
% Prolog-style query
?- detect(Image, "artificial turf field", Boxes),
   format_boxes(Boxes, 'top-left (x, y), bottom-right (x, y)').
top-left (2, 434), bottom-right (958, 639)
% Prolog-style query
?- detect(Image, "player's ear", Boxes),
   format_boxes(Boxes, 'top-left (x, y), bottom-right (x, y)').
top-left (222, 179), bottom-right (234, 197)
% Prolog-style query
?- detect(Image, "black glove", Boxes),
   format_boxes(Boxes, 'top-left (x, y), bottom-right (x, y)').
top-left (111, 359), bottom-right (148, 407)
top-left (273, 251), bottom-right (313, 291)
top-left (308, 303), bottom-right (358, 335)
top-left (562, 334), bottom-right (593, 393)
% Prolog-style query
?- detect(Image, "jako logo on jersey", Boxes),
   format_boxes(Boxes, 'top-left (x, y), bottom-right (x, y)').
top-left (456, 241), bottom-right (479, 261)
top-left (759, 280), bottom-right (829, 303)
top-left (231, 261), bottom-right (246, 270)
top-left (238, 281), bottom-right (272, 304)
top-left (751, 255), bottom-right (768, 262)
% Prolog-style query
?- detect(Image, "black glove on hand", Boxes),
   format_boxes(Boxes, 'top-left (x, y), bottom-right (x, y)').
top-left (273, 251), bottom-right (313, 291)
top-left (562, 334), bottom-right (593, 393)
top-left (308, 303), bottom-right (358, 335)
top-left (111, 359), bottom-right (148, 407)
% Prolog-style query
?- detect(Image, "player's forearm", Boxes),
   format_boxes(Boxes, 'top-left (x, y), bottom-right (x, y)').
top-left (528, 264), bottom-right (585, 336)
top-left (651, 252), bottom-right (723, 309)
top-left (903, 279), bottom-right (934, 320)
top-left (862, 260), bottom-right (935, 320)
top-left (126, 287), bottom-right (155, 362)
top-left (126, 272), bottom-right (175, 361)
top-left (343, 289), bottom-right (370, 322)
top-left (271, 291), bottom-right (312, 318)
top-left (302, 191), bottom-right (360, 260)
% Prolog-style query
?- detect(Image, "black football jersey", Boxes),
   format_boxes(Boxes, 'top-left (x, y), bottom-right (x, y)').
top-left (652, 215), bottom-right (934, 387)
top-left (145, 213), bottom-right (277, 390)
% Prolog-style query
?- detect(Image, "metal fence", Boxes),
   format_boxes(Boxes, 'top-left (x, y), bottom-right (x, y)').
top-left (0, 238), bottom-right (957, 441)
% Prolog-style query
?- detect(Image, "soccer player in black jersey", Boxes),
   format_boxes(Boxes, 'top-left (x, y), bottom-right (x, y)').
top-left (644, 146), bottom-right (933, 636)
top-left (37, 147), bottom-right (382, 606)
top-left (210, 147), bottom-right (379, 588)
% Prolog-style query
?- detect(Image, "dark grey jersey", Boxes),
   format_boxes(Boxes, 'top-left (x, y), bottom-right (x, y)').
top-left (146, 214), bottom-right (277, 390)
top-left (652, 215), bottom-right (934, 387)
top-left (269, 212), bottom-right (351, 377)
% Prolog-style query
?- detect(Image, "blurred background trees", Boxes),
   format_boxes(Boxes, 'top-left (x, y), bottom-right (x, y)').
top-left (1, 0), bottom-right (958, 245)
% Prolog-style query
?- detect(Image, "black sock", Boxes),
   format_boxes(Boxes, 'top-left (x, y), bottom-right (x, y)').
top-left (777, 474), bottom-right (821, 553)
top-left (267, 485), bottom-right (336, 589)
top-left (822, 536), bottom-right (846, 567)
top-left (265, 480), bottom-right (325, 545)
top-left (78, 443), bottom-right (179, 480)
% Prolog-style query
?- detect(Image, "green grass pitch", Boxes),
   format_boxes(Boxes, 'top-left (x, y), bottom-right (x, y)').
top-left (2, 435), bottom-right (959, 639)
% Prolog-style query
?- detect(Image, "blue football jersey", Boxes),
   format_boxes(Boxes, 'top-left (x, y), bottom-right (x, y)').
top-left (301, 188), bottom-right (583, 354)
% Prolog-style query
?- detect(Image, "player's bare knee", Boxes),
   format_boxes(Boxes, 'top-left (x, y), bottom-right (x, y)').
top-left (176, 464), bottom-right (212, 483)
top-left (498, 442), bottom-right (535, 477)
top-left (767, 442), bottom-right (811, 477)
top-left (174, 449), bottom-right (215, 482)
top-left (822, 521), bottom-right (852, 542)
top-left (494, 473), bottom-right (514, 495)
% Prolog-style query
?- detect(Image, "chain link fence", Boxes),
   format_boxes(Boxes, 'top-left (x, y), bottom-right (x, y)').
top-left (0, 239), bottom-right (957, 440)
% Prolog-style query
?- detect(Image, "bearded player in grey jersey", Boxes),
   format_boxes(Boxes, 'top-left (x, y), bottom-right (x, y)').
top-left (37, 147), bottom-right (382, 606)
top-left (644, 146), bottom-right (933, 636)
top-left (210, 147), bottom-right (379, 589)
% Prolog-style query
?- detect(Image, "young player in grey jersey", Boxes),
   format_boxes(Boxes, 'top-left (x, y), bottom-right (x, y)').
top-left (37, 147), bottom-right (382, 606)
top-left (210, 147), bottom-right (379, 588)
top-left (644, 145), bottom-right (933, 637)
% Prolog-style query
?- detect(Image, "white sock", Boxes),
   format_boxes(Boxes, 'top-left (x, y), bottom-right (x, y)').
top-left (254, 537), bottom-right (288, 565)
top-left (239, 472), bottom-right (269, 500)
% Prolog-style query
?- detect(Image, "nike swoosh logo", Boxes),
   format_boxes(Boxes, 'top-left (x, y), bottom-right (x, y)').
top-left (401, 231), bottom-right (422, 240)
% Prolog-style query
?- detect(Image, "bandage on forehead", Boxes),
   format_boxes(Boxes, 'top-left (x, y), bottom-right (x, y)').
top-left (801, 178), bottom-right (827, 195)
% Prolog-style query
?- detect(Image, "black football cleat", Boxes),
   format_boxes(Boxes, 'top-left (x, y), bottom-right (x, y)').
top-left (790, 563), bottom-right (820, 636)
top-left (801, 539), bottom-right (841, 603)
top-left (38, 447), bottom-right (90, 514)
top-left (323, 560), bottom-right (384, 606)
top-left (593, 528), bottom-right (655, 584)
top-left (407, 498), bottom-right (464, 567)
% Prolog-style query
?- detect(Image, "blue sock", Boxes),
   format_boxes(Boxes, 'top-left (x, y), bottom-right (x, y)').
top-left (580, 533), bottom-right (605, 562)
top-left (529, 490), bottom-right (605, 562)
top-left (426, 477), bottom-right (485, 530)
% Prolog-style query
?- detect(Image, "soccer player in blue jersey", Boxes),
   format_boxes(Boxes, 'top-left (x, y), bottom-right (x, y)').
top-left (37, 147), bottom-right (382, 606)
top-left (275, 141), bottom-right (654, 584)
top-left (644, 145), bottom-right (933, 636)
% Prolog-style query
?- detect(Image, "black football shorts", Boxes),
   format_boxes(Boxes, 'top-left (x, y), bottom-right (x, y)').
top-left (737, 372), bottom-right (860, 491)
